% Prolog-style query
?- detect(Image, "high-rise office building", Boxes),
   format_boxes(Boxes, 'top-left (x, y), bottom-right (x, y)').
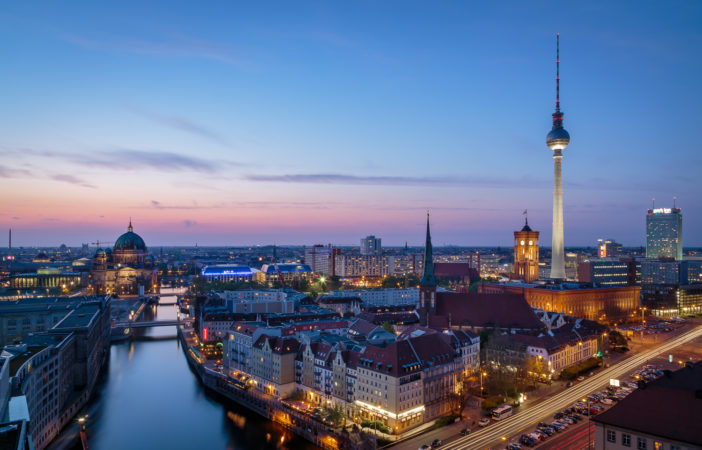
top-left (511, 217), bottom-right (540, 283)
top-left (646, 206), bottom-right (682, 260)
top-left (546, 34), bottom-right (570, 280)
top-left (360, 235), bottom-right (382, 255)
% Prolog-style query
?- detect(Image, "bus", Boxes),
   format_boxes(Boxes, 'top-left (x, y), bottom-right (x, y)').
top-left (491, 405), bottom-right (513, 420)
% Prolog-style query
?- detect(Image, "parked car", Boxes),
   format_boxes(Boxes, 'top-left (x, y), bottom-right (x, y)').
top-left (577, 376), bottom-right (585, 381)
top-left (460, 428), bottom-right (469, 436)
top-left (601, 398), bottom-right (613, 405)
top-left (431, 439), bottom-right (442, 448)
top-left (418, 446), bottom-right (430, 450)
top-left (538, 427), bottom-right (554, 436)
top-left (479, 418), bottom-right (490, 427)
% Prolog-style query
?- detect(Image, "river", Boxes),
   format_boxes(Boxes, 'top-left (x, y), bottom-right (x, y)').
top-left (51, 290), bottom-right (313, 450)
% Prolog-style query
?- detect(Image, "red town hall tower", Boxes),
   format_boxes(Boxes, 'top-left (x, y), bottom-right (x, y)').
top-left (511, 217), bottom-right (540, 283)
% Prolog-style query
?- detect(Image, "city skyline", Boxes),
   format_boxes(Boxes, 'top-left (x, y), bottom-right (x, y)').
top-left (2, 2), bottom-right (701, 246)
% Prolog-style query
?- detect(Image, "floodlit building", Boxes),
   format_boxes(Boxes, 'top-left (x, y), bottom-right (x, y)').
top-left (511, 218), bottom-right (540, 283)
top-left (646, 206), bottom-right (683, 260)
top-left (90, 221), bottom-right (158, 296)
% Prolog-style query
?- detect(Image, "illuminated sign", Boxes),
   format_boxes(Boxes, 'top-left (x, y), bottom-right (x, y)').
top-left (652, 208), bottom-right (672, 214)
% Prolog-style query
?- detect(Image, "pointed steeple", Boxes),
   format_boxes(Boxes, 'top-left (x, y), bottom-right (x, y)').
top-left (420, 213), bottom-right (436, 286)
top-left (128, 218), bottom-right (133, 233)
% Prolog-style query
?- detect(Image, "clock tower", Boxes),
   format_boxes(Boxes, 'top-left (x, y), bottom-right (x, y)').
top-left (511, 216), bottom-right (540, 283)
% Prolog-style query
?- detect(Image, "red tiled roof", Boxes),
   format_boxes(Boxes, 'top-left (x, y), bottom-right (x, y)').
top-left (433, 263), bottom-right (475, 277)
top-left (435, 292), bottom-right (544, 330)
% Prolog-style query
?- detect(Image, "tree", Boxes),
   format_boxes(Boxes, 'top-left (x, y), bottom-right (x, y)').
top-left (609, 330), bottom-right (629, 352)
top-left (449, 370), bottom-right (470, 417)
top-left (380, 321), bottom-right (395, 334)
top-left (324, 404), bottom-right (347, 428)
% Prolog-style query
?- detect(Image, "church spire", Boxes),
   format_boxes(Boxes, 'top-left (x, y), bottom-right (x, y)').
top-left (128, 218), bottom-right (133, 233)
top-left (420, 212), bottom-right (436, 286)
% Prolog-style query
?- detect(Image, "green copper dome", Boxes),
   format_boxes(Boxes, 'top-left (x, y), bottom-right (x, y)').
top-left (114, 221), bottom-right (146, 252)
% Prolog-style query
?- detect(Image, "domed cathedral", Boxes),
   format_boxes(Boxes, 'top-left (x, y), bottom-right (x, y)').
top-left (90, 220), bottom-right (158, 296)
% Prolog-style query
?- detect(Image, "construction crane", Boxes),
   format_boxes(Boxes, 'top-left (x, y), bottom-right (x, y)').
top-left (90, 240), bottom-right (114, 248)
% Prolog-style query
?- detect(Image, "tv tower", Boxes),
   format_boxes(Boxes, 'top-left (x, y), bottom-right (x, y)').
top-left (546, 33), bottom-right (570, 280)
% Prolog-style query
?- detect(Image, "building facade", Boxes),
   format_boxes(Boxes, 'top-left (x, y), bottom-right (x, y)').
top-left (646, 207), bottom-right (683, 260)
top-left (511, 219), bottom-right (540, 283)
top-left (90, 222), bottom-right (158, 296)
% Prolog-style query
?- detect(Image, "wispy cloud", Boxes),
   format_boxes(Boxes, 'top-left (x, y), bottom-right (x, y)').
top-left (51, 174), bottom-right (96, 189)
top-left (81, 149), bottom-right (219, 173)
top-left (127, 106), bottom-right (233, 148)
top-left (58, 30), bottom-right (253, 68)
top-left (0, 164), bottom-right (32, 178)
top-left (244, 173), bottom-right (549, 189)
top-left (150, 200), bottom-right (212, 210)
top-left (0, 147), bottom-right (221, 174)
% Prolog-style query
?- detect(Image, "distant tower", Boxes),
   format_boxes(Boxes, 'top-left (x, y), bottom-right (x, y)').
top-left (511, 214), bottom-right (540, 283)
top-left (546, 33), bottom-right (570, 280)
top-left (419, 213), bottom-right (437, 325)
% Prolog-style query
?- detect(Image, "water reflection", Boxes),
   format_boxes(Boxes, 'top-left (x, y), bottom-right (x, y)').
top-left (54, 292), bottom-right (314, 450)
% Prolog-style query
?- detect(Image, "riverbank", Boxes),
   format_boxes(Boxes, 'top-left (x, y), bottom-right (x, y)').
top-left (177, 322), bottom-right (372, 450)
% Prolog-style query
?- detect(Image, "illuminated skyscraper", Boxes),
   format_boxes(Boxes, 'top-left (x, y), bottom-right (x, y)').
top-left (546, 33), bottom-right (570, 280)
top-left (646, 205), bottom-right (683, 260)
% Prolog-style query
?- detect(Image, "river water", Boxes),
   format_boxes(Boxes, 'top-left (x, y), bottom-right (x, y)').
top-left (54, 290), bottom-right (313, 450)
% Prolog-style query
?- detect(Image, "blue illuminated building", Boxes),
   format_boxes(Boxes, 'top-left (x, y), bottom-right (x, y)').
top-left (201, 265), bottom-right (254, 282)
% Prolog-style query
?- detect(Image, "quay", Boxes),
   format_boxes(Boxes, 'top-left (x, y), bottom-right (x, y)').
top-left (177, 323), bottom-right (370, 450)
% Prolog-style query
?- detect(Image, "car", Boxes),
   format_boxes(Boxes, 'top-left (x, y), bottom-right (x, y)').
top-left (571, 413), bottom-right (582, 420)
top-left (538, 427), bottom-right (554, 436)
top-left (601, 398), bottom-right (613, 405)
top-left (566, 381), bottom-right (573, 387)
top-left (537, 422), bottom-right (548, 428)
top-left (431, 439), bottom-right (442, 448)
top-left (460, 428), bottom-right (469, 436)
top-left (506, 444), bottom-right (523, 450)
top-left (528, 432), bottom-right (544, 442)
top-left (418, 446), bottom-right (431, 450)
top-left (479, 418), bottom-right (490, 427)
top-left (577, 376), bottom-right (585, 381)
top-left (553, 412), bottom-right (564, 419)
top-left (519, 435), bottom-right (535, 447)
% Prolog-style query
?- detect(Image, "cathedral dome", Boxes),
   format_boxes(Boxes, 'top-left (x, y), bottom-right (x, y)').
top-left (114, 221), bottom-right (146, 252)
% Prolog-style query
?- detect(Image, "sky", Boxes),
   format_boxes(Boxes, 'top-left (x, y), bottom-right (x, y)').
top-left (1, 1), bottom-right (701, 247)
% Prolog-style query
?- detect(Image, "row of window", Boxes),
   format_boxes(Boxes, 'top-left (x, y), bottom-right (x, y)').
top-left (606, 430), bottom-right (677, 450)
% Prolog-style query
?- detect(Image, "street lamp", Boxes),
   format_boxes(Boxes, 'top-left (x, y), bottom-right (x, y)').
top-left (480, 371), bottom-right (487, 395)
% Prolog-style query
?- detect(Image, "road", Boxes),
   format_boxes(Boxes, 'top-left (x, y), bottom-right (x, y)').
top-left (433, 324), bottom-right (702, 450)
top-left (536, 421), bottom-right (595, 450)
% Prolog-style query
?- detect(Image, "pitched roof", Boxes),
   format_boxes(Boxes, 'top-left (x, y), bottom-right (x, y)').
top-left (433, 263), bottom-right (476, 277)
top-left (593, 362), bottom-right (702, 446)
top-left (435, 292), bottom-right (544, 330)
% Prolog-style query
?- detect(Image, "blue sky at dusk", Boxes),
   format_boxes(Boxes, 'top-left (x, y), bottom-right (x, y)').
top-left (1, 1), bottom-right (701, 247)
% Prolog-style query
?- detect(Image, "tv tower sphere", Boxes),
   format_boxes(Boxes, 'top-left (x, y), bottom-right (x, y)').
top-left (546, 126), bottom-right (570, 151)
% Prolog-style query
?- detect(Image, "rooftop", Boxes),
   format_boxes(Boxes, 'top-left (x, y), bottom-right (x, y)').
top-left (593, 361), bottom-right (702, 446)
top-left (7, 346), bottom-right (46, 377)
top-left (53, 304), bottom-right (101, 329)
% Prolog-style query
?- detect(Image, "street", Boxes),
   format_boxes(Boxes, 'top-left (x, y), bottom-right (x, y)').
top-left (394, 323), bottom-right (702, 450)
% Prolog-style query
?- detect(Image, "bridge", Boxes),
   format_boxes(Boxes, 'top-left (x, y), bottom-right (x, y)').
top-left (114, 320), bottom-right (180, 328)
